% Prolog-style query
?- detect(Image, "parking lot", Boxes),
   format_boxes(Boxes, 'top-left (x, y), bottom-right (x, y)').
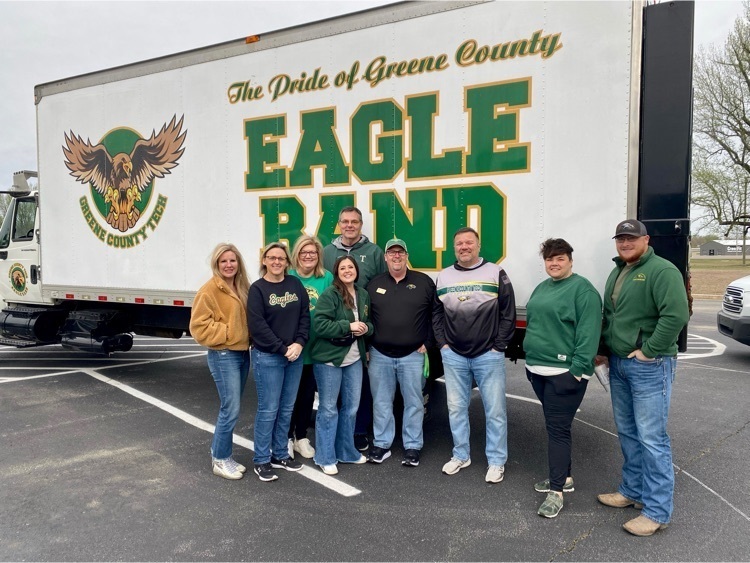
top-left (1, 300), bottom-right (749, 561)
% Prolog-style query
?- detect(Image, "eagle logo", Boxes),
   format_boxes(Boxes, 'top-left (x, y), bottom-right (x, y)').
top-left (9, 263), bottom-right (28, 296)
top-left (63, 116), bottom-right (186, 232)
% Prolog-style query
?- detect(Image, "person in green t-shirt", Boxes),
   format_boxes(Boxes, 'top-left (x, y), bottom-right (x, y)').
top-left (288, 235), bottom-right (333, 460)
top-left (524, 238), bottom-right (602, 519)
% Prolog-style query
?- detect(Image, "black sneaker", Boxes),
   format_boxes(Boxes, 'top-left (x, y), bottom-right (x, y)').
top-left (368, 446), bottom-right (392, 463)
top-left (254, 463), bottom-right (278, 482)
top-left (401, 449), bottom-right (420, 467)
top-left (354, 434), bottom-right (369, 452)
top-left (270, 457), bottom-right (303, 472)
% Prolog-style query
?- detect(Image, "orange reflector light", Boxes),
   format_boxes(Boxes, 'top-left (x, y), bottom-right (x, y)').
top-left (246, 35), bottom-right (260, 44)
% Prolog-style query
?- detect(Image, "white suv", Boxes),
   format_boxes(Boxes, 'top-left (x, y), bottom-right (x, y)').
top-left (718, 275), bottom-right (750, 345)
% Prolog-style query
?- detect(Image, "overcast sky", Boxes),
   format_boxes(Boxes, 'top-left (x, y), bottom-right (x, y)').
top-left (0, 0), bottom-right (744, 188)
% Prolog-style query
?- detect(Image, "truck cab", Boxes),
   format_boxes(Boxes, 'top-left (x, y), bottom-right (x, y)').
top-left (0, 171), bottom-right (44, 309)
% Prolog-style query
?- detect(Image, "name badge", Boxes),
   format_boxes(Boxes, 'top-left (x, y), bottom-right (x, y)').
top-left (376, 288), bottom-right (387, 294)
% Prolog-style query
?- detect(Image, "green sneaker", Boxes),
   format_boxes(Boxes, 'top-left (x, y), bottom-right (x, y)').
top-left (534, 477), bottom-right (574, 493)
top-left (538, 492), bottom-right (564, 518)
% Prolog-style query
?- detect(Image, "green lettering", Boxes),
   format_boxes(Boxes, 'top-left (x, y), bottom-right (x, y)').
top-left (465, 80), bottom-right (530, 174)
top-left (317, 193), bottom-right (356, 246)
top-left (259, 196), bottom-right (305, 246)
top-left (406, 94), bottom-right (462, 179)
top-left (351, 100), bottom-right (403, 183)
top-left (441, 184), bottom-right (505, 265)
top-left (290, 109), bottom-right (349, 187)
top-left (371, 189), bottom-right (438, 269)
top-left (245, 116), bottom-right (288, 190)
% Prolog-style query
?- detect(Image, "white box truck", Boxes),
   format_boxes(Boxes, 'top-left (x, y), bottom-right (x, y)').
top-left (0, 0), bottom-right (693, 354)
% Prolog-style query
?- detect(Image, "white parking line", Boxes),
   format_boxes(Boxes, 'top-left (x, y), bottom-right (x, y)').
top-left (674, 464), bottom-right (750, 522)
top-left (82, 368), bottom-right (362, 498)
top-left (678, 334), bottom-right (726, 360)
top-left (0, 369), bottom-right (81, 383)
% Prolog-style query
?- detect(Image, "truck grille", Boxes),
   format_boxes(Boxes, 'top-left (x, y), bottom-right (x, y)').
top-left (723, 286), bottom-right (744, 314)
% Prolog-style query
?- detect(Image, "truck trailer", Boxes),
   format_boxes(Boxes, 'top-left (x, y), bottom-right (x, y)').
top-left (0, 0), bottom-right (693, 354)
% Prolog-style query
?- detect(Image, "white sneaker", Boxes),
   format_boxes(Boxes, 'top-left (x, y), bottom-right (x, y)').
top-left (212, 458), bottom-right (243, 480)
top-left (293, 438), bottom-right (315, 459)
top-left (485, 465), bottom-right (505, 483)
top-left (352, 454), bottom-right (367, 464)
top-left (319, 464), bottom-right (338, 475)
top-left (442, 457), bottom-right (471, 475)
top-left (227, 458), bottom-right (246, 473)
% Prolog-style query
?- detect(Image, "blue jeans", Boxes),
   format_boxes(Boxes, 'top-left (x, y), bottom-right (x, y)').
top-left (369, 347), bottom-right (425, 450)
top-left (251, 349), bottom-right (303, 465)
top-left (609, 355), bottom-right (676, 524)
top-left (441, 347), bottom-right (507, 466)
top-left (206, 349), bottom-right (250, 460)
top-left (313, 361), bottom-right (363, 466)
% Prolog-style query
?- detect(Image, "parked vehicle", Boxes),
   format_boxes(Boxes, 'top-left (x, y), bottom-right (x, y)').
top-left (0, 0), bottom-right (693, 354)
top-left (718, 276), bottom-right (750, 345)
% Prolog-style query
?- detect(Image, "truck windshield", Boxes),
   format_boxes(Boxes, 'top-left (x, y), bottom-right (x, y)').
top-left (0, 198), bottom-right (13, 249)
top-left (0, 197), bottom-right (36, 249)
top-left (12, 198), bottom-right (37, 241)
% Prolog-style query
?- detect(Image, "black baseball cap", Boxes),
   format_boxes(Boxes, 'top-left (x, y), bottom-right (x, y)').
top-left (613, 219), bottom-right (648, 238)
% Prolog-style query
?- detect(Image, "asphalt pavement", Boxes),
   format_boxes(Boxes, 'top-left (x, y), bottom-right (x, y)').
top-left (1, 300), bottom-right (748, 561)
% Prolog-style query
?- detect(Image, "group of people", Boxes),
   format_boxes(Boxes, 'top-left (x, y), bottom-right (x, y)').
top-left (189, 210), bottom-right (689, 537)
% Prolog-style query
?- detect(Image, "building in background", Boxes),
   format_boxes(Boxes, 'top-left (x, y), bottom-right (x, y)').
top-left (699, 239), bottom-right (750, 256)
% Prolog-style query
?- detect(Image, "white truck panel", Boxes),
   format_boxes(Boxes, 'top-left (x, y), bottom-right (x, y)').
top-left (37, 0), bottom-right (637, 307)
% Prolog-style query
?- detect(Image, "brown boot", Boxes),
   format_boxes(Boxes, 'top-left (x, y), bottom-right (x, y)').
top-left (597, 492), bottom-right (643, 509)
top-left (623, 515), bottom-right (668, 536)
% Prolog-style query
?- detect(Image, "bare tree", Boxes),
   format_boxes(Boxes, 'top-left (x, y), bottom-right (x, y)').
top-left (0, 194), bottom-right (9, 225)
top-left (693, 1), bottom-right (750, 262)
top-left (692, 149), bottom-right (749, 262)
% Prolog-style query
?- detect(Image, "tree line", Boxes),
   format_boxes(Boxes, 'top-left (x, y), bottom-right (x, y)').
top-left (693, 0), bottom-right (750, 254)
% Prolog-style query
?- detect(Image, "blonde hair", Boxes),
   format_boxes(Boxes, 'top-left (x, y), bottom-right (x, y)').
top-left (210, 243), bottom-right (251, 307)
top-left (259, 241), bottom-right (291, 277)
top-left (290, 235), bottom-right (326, 278)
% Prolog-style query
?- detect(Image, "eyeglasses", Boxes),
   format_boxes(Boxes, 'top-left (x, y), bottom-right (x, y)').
top-left (266, 256), bottom-right (287, 262)
top-left (299, 251), bottom-right (318, 257)
top-left (339, 220), bottom-right (362, 226)
top-left (386, 250), bottom-right (406, 256)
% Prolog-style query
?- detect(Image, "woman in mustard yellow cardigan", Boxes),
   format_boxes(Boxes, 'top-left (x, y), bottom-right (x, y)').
top-left (190, 243), bottom-right (252, 480)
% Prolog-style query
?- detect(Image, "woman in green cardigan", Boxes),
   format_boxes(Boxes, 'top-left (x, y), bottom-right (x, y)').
top-left (310, 256), bottom-right (374, 475)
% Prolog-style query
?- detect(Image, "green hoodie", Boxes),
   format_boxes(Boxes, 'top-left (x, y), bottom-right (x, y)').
top-left (602, 247), bottom-right (689, 358)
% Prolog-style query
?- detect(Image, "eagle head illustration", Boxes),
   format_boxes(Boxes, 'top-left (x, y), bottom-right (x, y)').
top-left (63, 115), bottom-right (186, 232)
top-left (12, 271), bottom-right (25, 290)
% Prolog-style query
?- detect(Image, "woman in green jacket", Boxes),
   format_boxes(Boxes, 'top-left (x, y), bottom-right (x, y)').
top-left (310, 256), bottom-right (374, 475)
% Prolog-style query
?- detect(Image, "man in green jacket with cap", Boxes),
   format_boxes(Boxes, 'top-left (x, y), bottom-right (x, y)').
top-left (597, 219), bottom-right (689, 537)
